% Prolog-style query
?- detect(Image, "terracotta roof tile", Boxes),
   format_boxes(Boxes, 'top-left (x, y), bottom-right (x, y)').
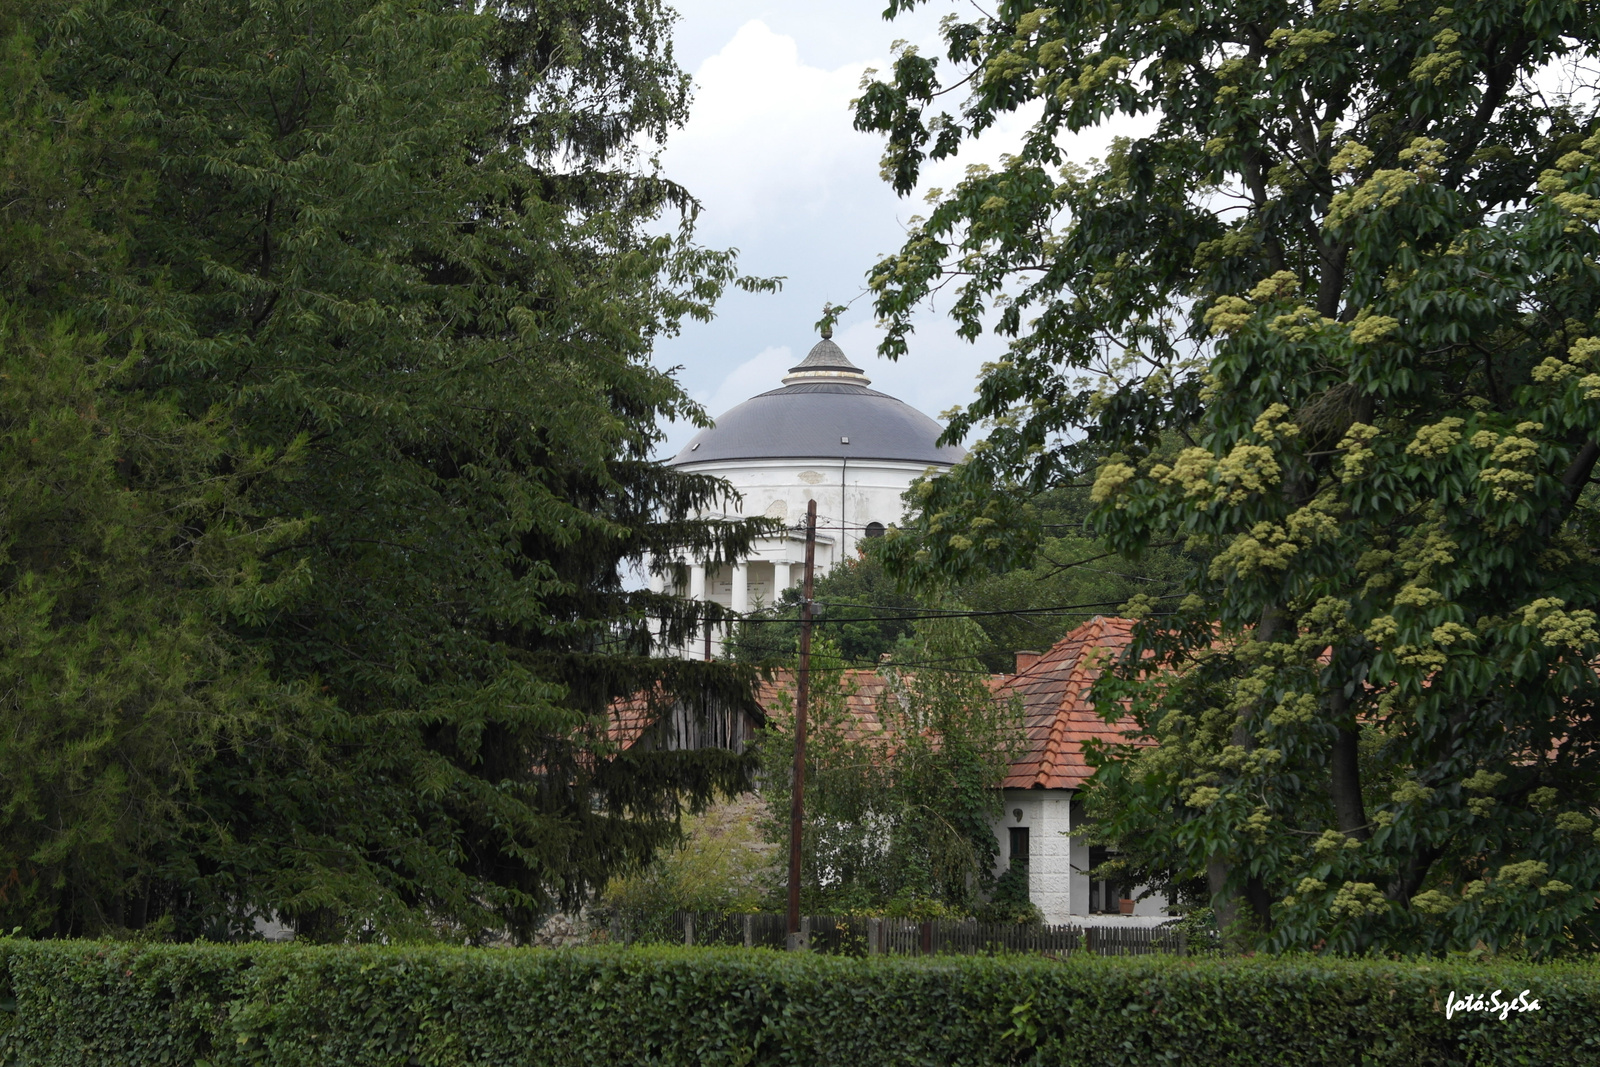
top-left (994, 616), bottom-right (1144, 791)
top-left (753, 669), bottom-right (894, 745)
top-left (612, 617), bottom-right (1145, 792)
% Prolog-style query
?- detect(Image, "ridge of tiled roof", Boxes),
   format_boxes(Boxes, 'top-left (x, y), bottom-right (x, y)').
top-left (995, 615), bottom-right (1141, 791)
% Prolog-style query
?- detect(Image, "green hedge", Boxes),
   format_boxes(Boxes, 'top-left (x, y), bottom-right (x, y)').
top-left (1, 940), bottom-right (1596, 1066)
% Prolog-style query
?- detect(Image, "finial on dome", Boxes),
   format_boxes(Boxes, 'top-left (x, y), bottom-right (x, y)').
top-left (815, 302), bottom-right (845, 341)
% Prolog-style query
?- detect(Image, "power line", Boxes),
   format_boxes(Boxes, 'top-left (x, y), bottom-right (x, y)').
top-left (709, 627), bottom-right (1175, 677)
top-left (645, 600), bottom-right (1177, 629)
top-left (738, 595), bottom-right (1182, 625)
top-left (711, 632), bottom-right (1019, 676)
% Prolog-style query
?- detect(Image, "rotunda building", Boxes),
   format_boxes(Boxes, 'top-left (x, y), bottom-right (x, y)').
top-left (658, 329), bottom-right (962, 630)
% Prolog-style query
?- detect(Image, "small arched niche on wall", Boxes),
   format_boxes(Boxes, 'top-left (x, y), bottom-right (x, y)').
top-left (864, 521), bottom-right (886, 538)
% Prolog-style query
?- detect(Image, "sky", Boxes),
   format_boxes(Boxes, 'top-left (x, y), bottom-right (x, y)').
top-left (648, 1), bottom-right (1147, 460)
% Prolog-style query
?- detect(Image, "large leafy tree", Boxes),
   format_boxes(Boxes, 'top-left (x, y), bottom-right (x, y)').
top-left (3, 0), bottom-right (770, 941)
top-left (858, 1), bottom-right (1600, 953)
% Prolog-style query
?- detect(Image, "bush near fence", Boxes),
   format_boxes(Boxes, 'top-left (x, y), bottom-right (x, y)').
top-left (611, 911), bottom-right (1191, 956)
top-left (2, 940), bottom-right (1597, 1066)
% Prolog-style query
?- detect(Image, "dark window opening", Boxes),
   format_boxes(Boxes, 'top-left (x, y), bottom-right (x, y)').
top-left (1008, 826), bottom-right (1029, 868)
top-left (864, 521), bottom-right (886, 538)
top-left (1088, 844), bottom-right (1122, 914)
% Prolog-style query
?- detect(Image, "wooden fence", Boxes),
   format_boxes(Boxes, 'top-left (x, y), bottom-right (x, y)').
top-left (609, 911), bottom-right (1190, 957)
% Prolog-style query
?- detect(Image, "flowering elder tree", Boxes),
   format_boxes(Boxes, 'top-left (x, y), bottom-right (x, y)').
top-left (858, 0), bottom-right (1600, 953)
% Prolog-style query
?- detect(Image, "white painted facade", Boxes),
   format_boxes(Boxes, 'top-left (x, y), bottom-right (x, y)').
top-left (651, 456), bottom-right (938, 614)
top-left (992, 788), bottom-right (1171, 926)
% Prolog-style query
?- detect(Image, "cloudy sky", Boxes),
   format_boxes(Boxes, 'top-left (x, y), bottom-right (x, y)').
top-left (647, 2), bottom-right (1148, 460)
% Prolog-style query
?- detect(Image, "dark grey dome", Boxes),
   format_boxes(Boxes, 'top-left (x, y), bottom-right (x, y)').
top-left (672, 333), bottom-right (966, 466)
top-left (671, 381), bottom-right (966, 466)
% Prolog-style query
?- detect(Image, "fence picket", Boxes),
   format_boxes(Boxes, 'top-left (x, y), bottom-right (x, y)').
top-left (613, 911), bottom-right (1193, 957)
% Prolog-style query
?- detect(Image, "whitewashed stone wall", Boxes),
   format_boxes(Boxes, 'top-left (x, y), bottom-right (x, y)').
top-left (991, 789), bottom-right (1170, 924)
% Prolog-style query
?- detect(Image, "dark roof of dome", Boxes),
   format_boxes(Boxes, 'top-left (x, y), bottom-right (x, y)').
top-left (670, 381), bottom-right (965, 466)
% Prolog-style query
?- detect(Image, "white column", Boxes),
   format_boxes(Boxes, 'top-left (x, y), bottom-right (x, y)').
top-left (731, 562), bottom-right (749, 613)
top-left (772, 561), bottom-right (790, 594)
top-left (688, 562), bottom-right (705, 602)
top-left (1033, 794), bottom-right (1073, 925)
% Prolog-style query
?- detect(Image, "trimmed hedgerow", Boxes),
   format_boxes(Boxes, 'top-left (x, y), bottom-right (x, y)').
top-left (0, 940), bottom-right (1595, 1066)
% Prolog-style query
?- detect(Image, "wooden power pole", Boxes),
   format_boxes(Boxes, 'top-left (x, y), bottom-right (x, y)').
top-left (786, 498), bottom-right (818, 951)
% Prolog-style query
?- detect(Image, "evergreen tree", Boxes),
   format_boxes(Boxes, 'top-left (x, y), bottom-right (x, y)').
top-left (4, 0), bottom-right (773, 941)
top-left (1, 12), bottom-right (291, 935)
top-left (858, 1), bottom-right (1600, 954)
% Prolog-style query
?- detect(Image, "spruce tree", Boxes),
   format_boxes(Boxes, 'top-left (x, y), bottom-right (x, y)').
top-left (4, 0), bottom-right (772, 941)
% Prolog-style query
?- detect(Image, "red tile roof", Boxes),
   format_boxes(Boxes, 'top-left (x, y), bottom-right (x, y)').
top-left (751, 668), bottom-right (892, 743)
top-left (994, 615), bottom-right (1142, 790)
top-left (611, 617), bottom-right (1145, 792)
top-left (608, 690), bottom-right (657, 750)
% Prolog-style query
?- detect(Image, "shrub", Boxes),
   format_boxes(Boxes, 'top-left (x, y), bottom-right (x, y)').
top-left (599, 797), bottom-right (777, 920)
top-left (2, 940), bottom-right (1597, 1065)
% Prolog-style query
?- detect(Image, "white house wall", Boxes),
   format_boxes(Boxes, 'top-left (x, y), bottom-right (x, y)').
top-left (993, 788), bottom-right (1170, 926)
top-left (995, 789), bottom-right (1073, 924)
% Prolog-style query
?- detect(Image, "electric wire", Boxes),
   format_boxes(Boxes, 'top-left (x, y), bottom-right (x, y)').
top-left (735, 594), bottom-right (1183, 625)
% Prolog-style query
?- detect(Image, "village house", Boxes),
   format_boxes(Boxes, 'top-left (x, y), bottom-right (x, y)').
top-left (619, 325), bottom-right (1166, 923)
top-left (989, 615), bottom-right (1167, 926)
top-left (613, 615), bottom-right (1169, 926)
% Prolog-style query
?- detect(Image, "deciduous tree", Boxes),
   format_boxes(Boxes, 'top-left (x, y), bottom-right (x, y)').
top-left (758, 622), bottom-right (1023, 917)
top-left (858, 0), bottom-right (1600, 954)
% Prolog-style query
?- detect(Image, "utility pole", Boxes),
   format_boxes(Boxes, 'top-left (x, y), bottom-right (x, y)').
top-left (786, 498), bottom-right (818, 951)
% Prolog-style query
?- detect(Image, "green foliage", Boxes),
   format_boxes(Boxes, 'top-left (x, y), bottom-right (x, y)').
top-left (859, 1), bottom-right (1600, 953)
top-left (757, 622), bottom-right (1023, 916)
top-left (0, 1), bottom-right (295, 938)
top-left (601, 798), bottom-right (778, 916)
top-left (3, 939), bottom-right (1599, 1065)
top-left (977, 864), bottom-right (1042, 925)
top-left (949, 484), bottom-right (1189, 671)
top-left (732, 548), bottom-right (922, 664)
top-left (2, 0), bottom-right (771, 942)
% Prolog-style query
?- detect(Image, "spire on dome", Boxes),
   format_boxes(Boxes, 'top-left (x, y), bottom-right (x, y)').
top-left (783, 326), bottom-right (871, 386)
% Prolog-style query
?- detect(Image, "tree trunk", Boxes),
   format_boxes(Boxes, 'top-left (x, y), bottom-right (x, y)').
top-left (1327, 685), bottom-right (1369, 840)
top-left (1207, 854), bottom-right (1238, 932)
top-left (1388, 845), bottom-right (1442, 904)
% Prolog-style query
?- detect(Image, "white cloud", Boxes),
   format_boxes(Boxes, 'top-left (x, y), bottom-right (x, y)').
top-left (649, 10), bottom-right (1160, 461)
top-left (659, 343), bottom-right (795, 460)
top-left (663, 21), bottom-right (879, 231)
top-left (831, 315), bottom-right (991, 433)
top-left (698, 343), bottom-right (794, 414)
